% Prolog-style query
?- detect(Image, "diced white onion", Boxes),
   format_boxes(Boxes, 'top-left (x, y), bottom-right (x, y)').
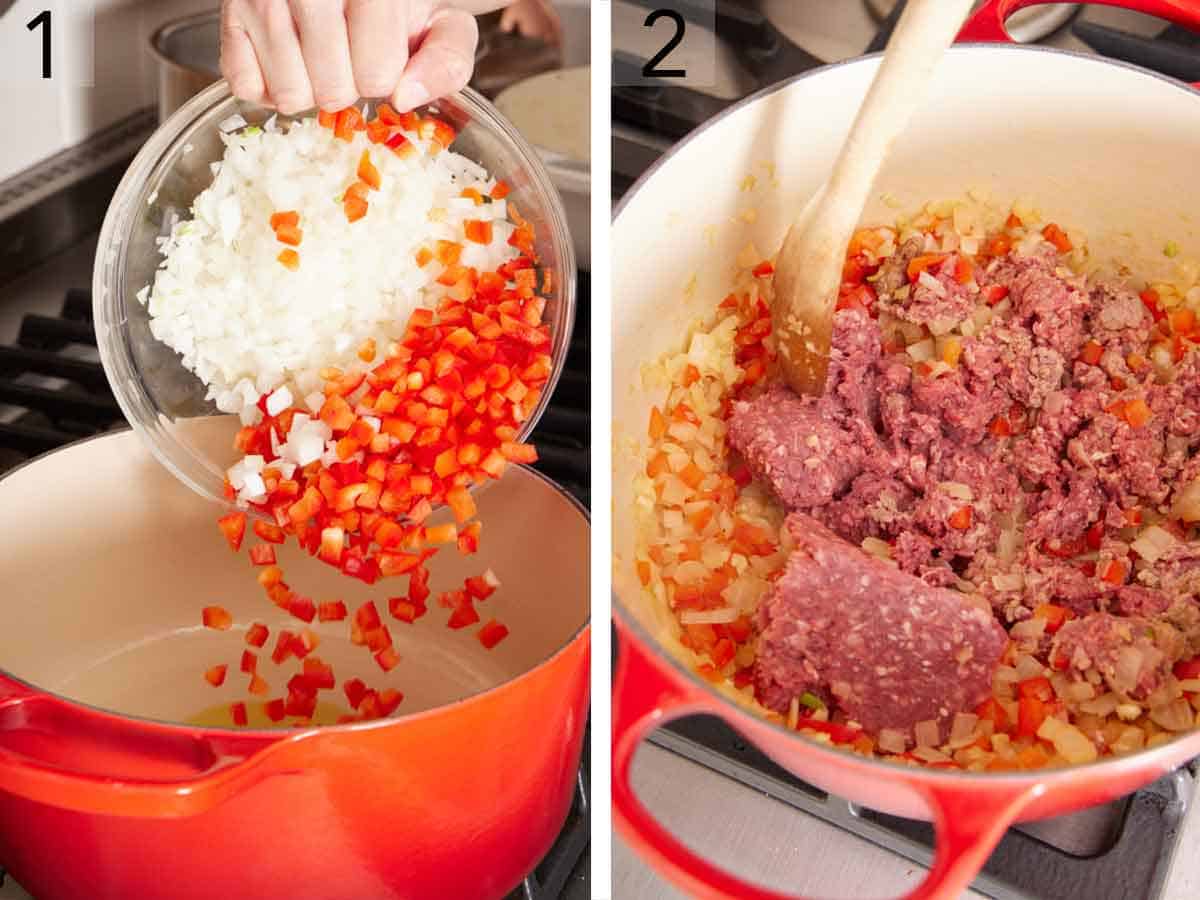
top-left (918, 270), bottom-right (947, 297)
top-left (915, 719), bottom-right (940, 748)
top-left (679, 607), bottom-right (739, 625)
top-left (877, 728), bottom-right (908, 754)
top-left (907, 338), bottom-right (936, 362)
top-left (1131, 525), bottom-right (1176, 563)
top-left (1149, 699), bottom-right (1194, 732)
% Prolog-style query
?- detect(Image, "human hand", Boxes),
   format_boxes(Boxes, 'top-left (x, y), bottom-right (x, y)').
top-left (499, 0), bottom-right (563, 46)
top-left (220, 1), bottom-right (500, 115)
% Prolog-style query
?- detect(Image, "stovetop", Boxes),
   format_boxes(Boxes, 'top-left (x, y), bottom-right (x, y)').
top-left (614, 3), bottom-right (1200, 899)
top-left (0, 249), bottom-right (591, 898)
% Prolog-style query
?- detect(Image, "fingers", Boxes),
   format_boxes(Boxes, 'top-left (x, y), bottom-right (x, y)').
top-left (498, 0), bottom-right (563, 45)
top-left (392, 7), bottom-right (478, 111)
top-left (240, 0), bottom-right (314, 114)
top-left (291, 0), bottom-right (358, 110)
top-left (346, 0), bottom-right (409, 99)
top-left (220, 1), bottom-right (267, 104)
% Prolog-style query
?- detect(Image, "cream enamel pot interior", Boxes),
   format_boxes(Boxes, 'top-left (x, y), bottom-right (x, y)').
top-left (0, 425), bottom-right (589, 900)
top-left (612, 4), bottom-right (1200, 899)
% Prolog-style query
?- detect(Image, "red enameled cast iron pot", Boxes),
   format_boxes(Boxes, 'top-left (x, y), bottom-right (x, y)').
top-left (613, 1), bottom-right (1200, 897)
top-left (0, 427), bottom-right (589, 900)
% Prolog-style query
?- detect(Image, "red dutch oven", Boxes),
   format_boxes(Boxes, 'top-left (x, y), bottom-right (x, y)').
top-left (612, 1), bottom-right (1200, 897)
top-left (0, 427), bottom-right (589, 900)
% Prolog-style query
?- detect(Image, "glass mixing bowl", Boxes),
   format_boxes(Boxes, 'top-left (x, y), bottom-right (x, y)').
top-left (94, 81), bottom-right (576, 505)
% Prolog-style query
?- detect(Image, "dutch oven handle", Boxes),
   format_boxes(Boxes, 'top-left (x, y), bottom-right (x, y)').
top-left (958, 0), bottom-right (1200, 87)
top-left (0, 671), bottom-right (314, 818)
top-left (612, 624), bottom-right (1043, 900)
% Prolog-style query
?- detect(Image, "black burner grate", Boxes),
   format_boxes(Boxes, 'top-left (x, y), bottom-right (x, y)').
top-left (0, 276), bottom-right (590, 900)
top-left (0, 279), bottom-right (591, 508)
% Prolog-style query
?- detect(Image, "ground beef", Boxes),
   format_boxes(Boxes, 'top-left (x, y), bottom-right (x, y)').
top-left (825, 308), bottom-right (882, 422)
top-left (1088, 283), bottom-right (1151, 349)
top-left (1024, 473), bottom-right (1103, 547)
top-left (911, 366), bottom-right (1006, 446)
top-left (754, 514), bottom-right (1006, 739)
top-left (1020, 556), bottom-right (1103, 618)
top-left (730, 244), bottom-right (1200, 738)
top-left (895, 255), bottom-right (977, 333)
top-left (727, 385), bottom-right (864, 509)
top-left (818, 472), bottom-right (914, 544)
top-left (1008, 256), bottom-right (1089, 358)
top-left (1050, 613), bottom-right (1183, 700)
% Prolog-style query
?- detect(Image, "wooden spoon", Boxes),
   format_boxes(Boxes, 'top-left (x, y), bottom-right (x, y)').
top-left (771, 0), bottom-right (976, 396)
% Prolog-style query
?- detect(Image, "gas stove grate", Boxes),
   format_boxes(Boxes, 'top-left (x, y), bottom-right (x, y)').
top-left (0, 279), bottom-right (591, 508)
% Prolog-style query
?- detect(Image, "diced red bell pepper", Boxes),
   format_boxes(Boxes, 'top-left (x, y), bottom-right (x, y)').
top-left (1141, 288), bottom-right (1166, 322)
top-left (334, 106), bottom-right (362, 141)
top-left (269, 210), bottom-right (299, 230)
top-left (1017, 695), bottom-right (1048, 736)
top-left (1101, 559), bottom-right (1128, 585)
top-left (202, 606), bottom-right (233, 631)
top-left (354, 600), bottom-right (382, 632)
top-left (795, 716), bottom-right (861, 744)
top-left (272, 629), bottom-right (296, 665)
top-left (339, 680), bottom-right (367, 713)
top-left (248, 544), bottom-right (276, 566)
top-left (357, 150), bottom-right (381, 190)
top-left (240, 650), bottom-right (257, 675)
top-left (230, 702), bottom-right (248, 726)
top-left (302, 657), bottom-right (337, 691)
top-left (1042, 223), bottom-right (1072, 252)
top-left (947, 505), bottom-right (973, 531)
top-left (975, 697), bottom-right (1009, 733)
top-left (1086, 521), bottom-right (1105, 551)
top-left (365, 625), bottom-right (393, 652)
top-left (1173, 656), bottom-right (1200, 680)
top-left (204, 664), bottom-right (227, 687)
top-left (1018, 676), bottom-right (1054, 702)
top-left (217, 512), bottom-right (246, 551)
top-left (377, 688), bottom-right (404, 715)
top-left (1033, 603), bottom-right (1072, 634)
top-left (318, 600), bottom-right (348, 622)
top-left (344, 192), bottom-right (368, 223)
top-left (274, 223), bottom-right (303, 246)
top-left (264, 698), bottom-right (286, 722)
top-left (464, 571), bottom-right (498, 600)
top-left (1123, 398), bottom-right (1151, 428)
top-left (464, 219), bottom-right (493, 244)
top-left (1079, 340), bottom-right (1104, 365)
top-left (447, 603), bottom-right (480, 629)
top-left (375, 646), bottom-right (401, 672)
top-left (288, 594), bottom-right (316, 623)
top-left (253, 521), bottom-right (285, 544)
top-left (245, 622), bottom-right (269, 647)
top-left (477, 619), bottom-right (509, 649)
top-left (389, 596), bottom-right (425, 622)
top-left (248, 674), bottom-right (269, 696)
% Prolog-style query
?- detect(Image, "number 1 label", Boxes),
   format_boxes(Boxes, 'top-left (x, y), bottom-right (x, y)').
top-left (28, 9), bottom-right (51, 79)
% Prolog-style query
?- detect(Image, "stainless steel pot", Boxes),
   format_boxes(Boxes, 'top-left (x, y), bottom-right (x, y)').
top-left (150, 11), bottom-right (222, 123)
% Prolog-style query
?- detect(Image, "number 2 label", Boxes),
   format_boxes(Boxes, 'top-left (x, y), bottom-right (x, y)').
top-left (642, 9), bottom-right (686, 79)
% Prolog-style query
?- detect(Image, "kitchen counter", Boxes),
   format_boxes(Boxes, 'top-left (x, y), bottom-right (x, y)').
top-left (615, 743), bottom-right (1200, 899)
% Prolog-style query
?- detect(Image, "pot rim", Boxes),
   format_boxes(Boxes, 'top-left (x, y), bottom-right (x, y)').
top-left (612, 41), bottom-right (1200, 785)
top-left (0, 429), bottom-right (591, 740)
top-left (613, 41), bottom-right (1200, 226)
